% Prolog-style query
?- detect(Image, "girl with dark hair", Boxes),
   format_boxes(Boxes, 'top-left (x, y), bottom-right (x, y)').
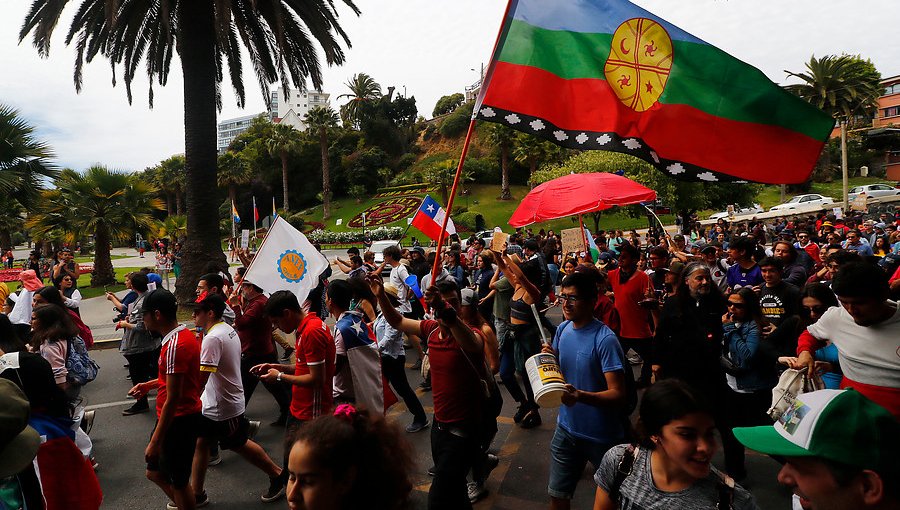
top-left (780, 283), bottom-right (843, 389)
top-left (492, 250), bottom-right (545, 428)
top-left (443, 250), bottom-right (466, 289)
top-left (719, 287), bottom-right (774, 480)
top-left (33, 286), bottom-right (95, 348)
top-left (592, 379), bottom-right (757, 510)
top-left (346, 277), bottom-right (377, 323)
top-left (59, 274), bottom-right (82, 316)
top-left (286, 405), bottom-right (414, 510)
top-left (31, 304), bottom-right (80, 398)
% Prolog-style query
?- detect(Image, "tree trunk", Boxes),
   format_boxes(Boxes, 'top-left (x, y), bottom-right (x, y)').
top-left (529, 159), bottom-right (538, 189)
top-left (499, 142), bottom-right (511, 200)
top-left (176, 188), bottom-right (184, 216)
top-left (91, 223), bottom-right (116, 286)
top-left (281, 151), bottom-right (290, 212)
top-left (320, 128), bottom-right (331, 220)
top-left (174, 0), bottom-right (227, 306)
top-left (0, 229), bottom-right (11, 251)
top-left (166, 193), bottom-right (174, 216)
top-left (841, 120), bottom-right (849, 211)
top-left (229, 185), bottom-right (237, 206)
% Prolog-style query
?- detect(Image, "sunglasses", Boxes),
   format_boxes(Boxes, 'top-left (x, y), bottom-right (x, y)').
top-left (803, 306), bottom-right (829, 315)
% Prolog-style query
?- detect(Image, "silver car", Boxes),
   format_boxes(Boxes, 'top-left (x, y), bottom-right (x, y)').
top-left (848, 183), bottom-right (900, 202)
top-left (769, 194), bottom-right (835, 212)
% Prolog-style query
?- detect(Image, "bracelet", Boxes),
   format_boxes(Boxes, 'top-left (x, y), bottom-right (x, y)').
top-left (276, 371), bottom-right (283, 382)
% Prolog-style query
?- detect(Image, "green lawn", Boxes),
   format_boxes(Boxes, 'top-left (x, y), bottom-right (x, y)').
top-left (74, 254), bottom-right (128, 263)
top-left (298, 184), bottom-right (672, 235)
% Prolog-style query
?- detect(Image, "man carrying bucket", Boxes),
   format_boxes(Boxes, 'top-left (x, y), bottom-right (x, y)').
top-left (541, 272), bottom-right (627, 510)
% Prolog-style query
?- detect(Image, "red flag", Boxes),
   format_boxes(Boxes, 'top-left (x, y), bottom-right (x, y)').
top-left (253, 196), bottom-right (260, 223)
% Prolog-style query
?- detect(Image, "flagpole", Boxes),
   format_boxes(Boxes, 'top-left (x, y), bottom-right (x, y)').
top-left (430, 118), bottom-right (478, 284)
top-left (578, 214), bottom-right (591, 260)
top-left (231, 199), bottom-right (236, 242)
top-left (237, 216), bottom-right (280, 296)
top-left (253, 196), bottom-right (258, 243)
top-left (643, 205), bottom-right (669, 240)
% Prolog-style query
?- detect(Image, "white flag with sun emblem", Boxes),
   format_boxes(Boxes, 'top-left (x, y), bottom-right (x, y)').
top-left (242, 217), bottom-right (329, 304)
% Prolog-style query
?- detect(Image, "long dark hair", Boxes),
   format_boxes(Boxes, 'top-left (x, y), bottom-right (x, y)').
top-left (293, 407), bottom-right (414, 510)
top-left (637, 379), bottom-right (712, 449)
top-left (730, 287), bottom-right (765, 330)
top-left (31, 304), bottom-right (79, 344)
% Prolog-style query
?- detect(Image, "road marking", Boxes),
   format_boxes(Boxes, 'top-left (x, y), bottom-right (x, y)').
top-left (85, 398), bottom-right (155, 411)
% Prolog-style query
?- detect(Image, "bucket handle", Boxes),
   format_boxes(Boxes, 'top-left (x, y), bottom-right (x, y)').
top-left (530, 303), bottom-right (550, 346)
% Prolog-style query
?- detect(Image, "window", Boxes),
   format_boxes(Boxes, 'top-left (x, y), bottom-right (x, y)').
top-left (884, 83), bottom-right (900, 96)
top-left (883, 106), bottom-right (900, 118)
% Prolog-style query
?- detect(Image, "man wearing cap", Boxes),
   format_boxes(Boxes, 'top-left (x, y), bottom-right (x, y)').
top-left (701, 243), bottom-right (729, 293)
top-left (232, 280), bottom-right (291, 426)
top-left (734, 389), bottom-right (900, 510)
top-left (128, 289), bottom-right (204, 510)
top-left (796, 262), bottom-right (900, 419)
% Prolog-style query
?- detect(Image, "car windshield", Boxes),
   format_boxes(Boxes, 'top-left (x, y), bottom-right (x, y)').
top-left (787, 196), bottom-right (803, 203)
top-left (850, 187), bottom-right (862, 193)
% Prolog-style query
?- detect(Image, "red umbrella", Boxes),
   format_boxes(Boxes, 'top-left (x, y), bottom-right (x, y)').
top-left (509, 173), bottom-right (657, 227)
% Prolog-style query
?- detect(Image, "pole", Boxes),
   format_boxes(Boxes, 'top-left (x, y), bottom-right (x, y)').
top-left (253, 196), bottom-right (258, 243)
top-left (231, 200), bottom-right (236, 242)
top-left (643, 205), bottom-right (669, 240)
top-left (841, 120), bottom-right (849, 212)
top-left (578, 214), bottom-right (590, 260)
top-left (430, 118), bottom-right (479, 284)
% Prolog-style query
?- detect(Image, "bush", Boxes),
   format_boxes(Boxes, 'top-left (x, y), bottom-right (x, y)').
top-left (463, 157), bottom-right (498, 184)
top-left (423, 123), bottom-right (438, 141)
top-left (307, 226), bottom-right (404, 244)
top-left (396, 153), bottom-right (417, 171)
top-left (439, 101), bottom-right (475, 138)
top-left (452, 210), bottom-right (483, 229)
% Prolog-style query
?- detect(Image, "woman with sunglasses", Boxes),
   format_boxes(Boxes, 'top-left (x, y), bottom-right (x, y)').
top-left (780, 283), bottom-right (843, 389)
top-left (719, 287), bottom-right (773, 481)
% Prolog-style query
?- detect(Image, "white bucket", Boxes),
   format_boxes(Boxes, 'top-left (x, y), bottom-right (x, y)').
top-left (525, 353), bottom-right (567, 408)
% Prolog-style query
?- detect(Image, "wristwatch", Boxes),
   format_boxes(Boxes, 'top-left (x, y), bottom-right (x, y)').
top-left (276, 372), bottom-right (283, 382)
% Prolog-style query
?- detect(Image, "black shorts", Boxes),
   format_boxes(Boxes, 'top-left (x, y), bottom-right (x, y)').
top-left (147, 413), bottom-right (202, 489)
top-left (199, 414), bottom-right (250, 450)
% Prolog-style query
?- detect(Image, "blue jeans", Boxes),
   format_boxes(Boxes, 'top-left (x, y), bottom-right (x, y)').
top-left (548, 425), bottom-right (615, 499)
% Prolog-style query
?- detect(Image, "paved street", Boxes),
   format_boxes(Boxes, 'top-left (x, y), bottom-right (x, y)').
top-left (83, 332), bottom-right (793, 509)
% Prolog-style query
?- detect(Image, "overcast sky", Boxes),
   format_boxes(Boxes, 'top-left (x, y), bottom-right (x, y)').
top-left (1, 0), bottom-right (898, 172)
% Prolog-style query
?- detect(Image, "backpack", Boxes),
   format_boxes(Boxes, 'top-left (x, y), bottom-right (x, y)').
top-left (65, 335), bottom-right (99, 385)
top-left (610, 445), bottom-right (734, 509)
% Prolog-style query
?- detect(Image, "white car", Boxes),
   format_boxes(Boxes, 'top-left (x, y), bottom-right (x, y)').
top-left (769, 194), bottom-right (835, 212)
top-left (848, 183), bottom-right (900, 202)
top-left (709, 204), bottom-right (763, 220)
top-left (369, 240), bottom-right (402, 276)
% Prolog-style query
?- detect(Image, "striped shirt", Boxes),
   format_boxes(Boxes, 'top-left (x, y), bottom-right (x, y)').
top-left (155, 325), bottom-right (203, 418)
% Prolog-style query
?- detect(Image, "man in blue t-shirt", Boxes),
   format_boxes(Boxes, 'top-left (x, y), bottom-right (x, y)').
top-left (726, 235), bottom-right (763, 291)
top-left (542, 272), bottom-right (626, 510)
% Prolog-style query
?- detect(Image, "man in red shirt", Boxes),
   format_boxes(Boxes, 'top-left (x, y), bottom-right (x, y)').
top-left (128, 289), bottom-right (203, 510)
top-left (370, 274), bottom-right (488, 510)
top-left (232, 280), bottom-right (291, 426)
top-left (608, 243), bottom-right (654, 387)
top-left (251, 290), bottom-right (335, 487)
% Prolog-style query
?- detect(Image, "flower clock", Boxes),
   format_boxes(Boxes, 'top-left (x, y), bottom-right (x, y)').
top-left (348, 197), bottom-right (420, 228)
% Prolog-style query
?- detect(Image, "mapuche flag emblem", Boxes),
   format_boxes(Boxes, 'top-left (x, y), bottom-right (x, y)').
top-left (474, 0), bottom-right (834, 184)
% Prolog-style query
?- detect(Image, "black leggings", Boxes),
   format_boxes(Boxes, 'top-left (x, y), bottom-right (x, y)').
top-left (241, 352), bottom-right (291, 418)
top-left (381, 354), bottom-right (427, 423)
top-left (125, 348), bottom-right (161, 409)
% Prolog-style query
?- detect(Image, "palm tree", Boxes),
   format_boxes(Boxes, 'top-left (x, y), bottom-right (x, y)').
top-left (304, 106), bottom-right (339, 219)
top-left (514, 133), bottom-right (559, 187)
top-left (786, 54), bottom-right (881, 209)
top-left (217, 152), bottom-right (252, 205)
top-left (157, 215), bottom-right (188, 244)
top-left (486, 124), bottom-right (515, 200)
top-left (0, 104), bottom-right (58, 247)
top-left (20, 0), bottom-right (359, 304)
top-left (154, 155), bottom-right (186, 216)
top-left (338, 73), bottom-right (382, 129)
top-left (27, 166), bottom-right (163, 286)
top-left (266, 123), bottom-right (303, 212)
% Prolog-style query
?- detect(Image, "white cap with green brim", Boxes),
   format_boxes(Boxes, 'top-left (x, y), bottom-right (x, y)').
top-left (733, 389), bottom-right (899, 472)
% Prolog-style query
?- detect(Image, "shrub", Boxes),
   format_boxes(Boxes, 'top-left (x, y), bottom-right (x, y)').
top-left (307, 226), bottom-right (404, 244)
top-left (452, 210), bottom-right (483, 229)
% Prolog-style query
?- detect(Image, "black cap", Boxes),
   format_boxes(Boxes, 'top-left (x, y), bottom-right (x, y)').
top-left (701, 243), bottom-right (719, 254)
top-left (141, 288), bottom-right (178, 316)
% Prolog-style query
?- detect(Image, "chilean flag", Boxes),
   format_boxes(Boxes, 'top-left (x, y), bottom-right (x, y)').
top-left (335, 311), bottom-right (398, 414)
top-left (411, 195), bottom-right (456, 241)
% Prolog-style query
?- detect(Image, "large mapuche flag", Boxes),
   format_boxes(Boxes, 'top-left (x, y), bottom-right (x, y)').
top-left (474, 0), bottom-right (835, 184)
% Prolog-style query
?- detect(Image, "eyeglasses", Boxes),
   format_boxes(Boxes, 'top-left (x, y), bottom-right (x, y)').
top-left (803, 306), bottom-right (829, 315)
top-left (727, 302), bottom-right (746, 309)
top-left (558, 294), bottom-right (584, 303)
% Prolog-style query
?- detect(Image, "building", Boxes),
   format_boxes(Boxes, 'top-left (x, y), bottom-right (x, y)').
top-left (269, 86), bottom-right (331, 130)
top-left (217, 113), bottom-right (264, 153)
top-left (870, 75), bottom-right (900, 180)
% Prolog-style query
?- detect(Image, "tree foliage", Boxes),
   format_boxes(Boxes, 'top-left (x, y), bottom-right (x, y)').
top-left (338, 73), bottom-right (382, 129)
top-left (0, 104), bottom-right (57, 207)
top-left (433, 93), bottom-right (464, 117)
top-left (785, 54), bottom-right (882, 125)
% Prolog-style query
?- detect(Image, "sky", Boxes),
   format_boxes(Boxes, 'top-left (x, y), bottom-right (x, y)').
top-left (1, 0), bottom-right (898, 172)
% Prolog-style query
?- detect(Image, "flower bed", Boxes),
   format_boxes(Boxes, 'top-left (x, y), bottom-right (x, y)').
top-left (347, 197), bottom-right (421, 228)
top-left (307, 226), bottom-right (404, 244)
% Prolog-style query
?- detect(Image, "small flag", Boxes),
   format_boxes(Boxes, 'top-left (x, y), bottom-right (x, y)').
top-left (336, 218), bottom-right (343, 226)
top-left (585, 228), bottom-right (601, 262)
top-left (272, 197), bottom-right (278, 219)
top-left (253, 196), bottom-right (260, 223)
top-left (232, 200), bottom-right (240, 223)
top-left (411, 195), bottom-right (456, 241)
top-left (242, 217), bottom-right (329, 303)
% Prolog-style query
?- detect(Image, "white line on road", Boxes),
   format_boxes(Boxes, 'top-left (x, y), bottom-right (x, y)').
top-left (85, 398), bottom-right (156, 411)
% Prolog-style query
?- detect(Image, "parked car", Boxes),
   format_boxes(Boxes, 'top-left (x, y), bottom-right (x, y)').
top-left (769, 194), bottom-right (835, 212)
top-left (460, 230), bottom-right (496, 250)
top-left (708, 204), bottom-right (763, 220)
top-left (848, 183), bottom-right (900, 202)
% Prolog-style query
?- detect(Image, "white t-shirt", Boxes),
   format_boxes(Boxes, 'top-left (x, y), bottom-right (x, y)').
top-left (806, 301), bottom-right (900, 389)
top-left (389, 263), bottom-right (411, 313)
top-left (200, 321), bottom-right (245, 421)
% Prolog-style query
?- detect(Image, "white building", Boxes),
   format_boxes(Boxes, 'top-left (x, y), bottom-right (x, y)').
top-left (217, 113), bottom-right (264, 153)
top-left (269, 86), bottom-right (331, 130)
